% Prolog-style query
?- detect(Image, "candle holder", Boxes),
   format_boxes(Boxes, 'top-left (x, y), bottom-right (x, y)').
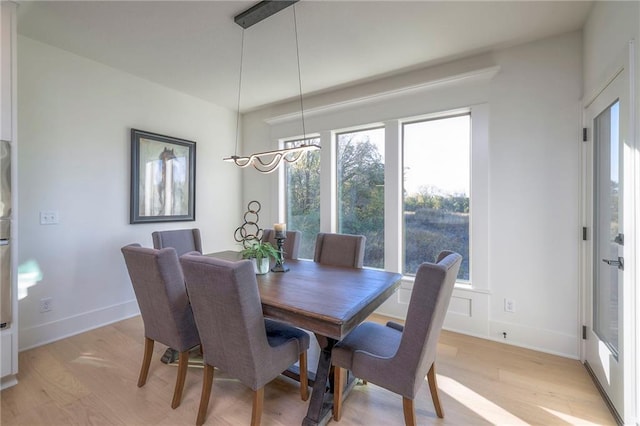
top-left (271, 232), bottom-right (289, 273)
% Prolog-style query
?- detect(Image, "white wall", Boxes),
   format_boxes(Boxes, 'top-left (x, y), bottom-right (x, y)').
top-left (17, 36), bottom-right (242, 350)
top-left (487, 32), bottom-right (582, 356)
top-left (583, 1), bottom-right (639, 99)
top-left (241, 31), bottom-right (583, 358)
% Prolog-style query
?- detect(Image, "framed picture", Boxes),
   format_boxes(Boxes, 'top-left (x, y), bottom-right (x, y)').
top-left (130, 129), bottom-right (196, 224)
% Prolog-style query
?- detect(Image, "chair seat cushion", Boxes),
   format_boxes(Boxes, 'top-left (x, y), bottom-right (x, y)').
top-left (333, 322), bottom-right (401, 369)
top-left (265, 319), bottom-right (310, 352)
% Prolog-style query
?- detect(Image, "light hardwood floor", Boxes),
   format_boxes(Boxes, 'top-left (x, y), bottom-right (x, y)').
top-left (1, 315), bottom-right (615, 425)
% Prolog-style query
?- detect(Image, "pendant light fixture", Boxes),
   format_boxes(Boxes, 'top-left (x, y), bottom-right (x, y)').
top-left (223, 0), bottom-right (320, 174)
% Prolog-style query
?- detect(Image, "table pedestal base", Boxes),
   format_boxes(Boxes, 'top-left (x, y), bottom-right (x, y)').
top-left (301, 335), bottom-right (359, 426)
top-left (303, 335), bottom-right (335, 426)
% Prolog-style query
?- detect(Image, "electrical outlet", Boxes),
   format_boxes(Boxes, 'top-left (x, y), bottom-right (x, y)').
top-left (40, 211), bottom-right (59, 225)
top-left (40, 297), bottom-right (53, 313)
top-left (504, 298), bottom-right (516, 313)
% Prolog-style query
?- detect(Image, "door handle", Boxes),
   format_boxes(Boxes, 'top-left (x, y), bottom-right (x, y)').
top-left (602, 257), bottom-right (624, 270)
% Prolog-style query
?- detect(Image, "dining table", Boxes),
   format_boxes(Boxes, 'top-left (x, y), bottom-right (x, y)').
top-left (206, 251), bottom-right (402, 426)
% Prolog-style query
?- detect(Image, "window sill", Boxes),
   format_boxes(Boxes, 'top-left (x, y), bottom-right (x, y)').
top-left (399, 276), bottom-right (489, 295)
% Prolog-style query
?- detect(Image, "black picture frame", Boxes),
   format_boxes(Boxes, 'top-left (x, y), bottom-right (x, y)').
top-left (130, 129), bottom-right (196, 224)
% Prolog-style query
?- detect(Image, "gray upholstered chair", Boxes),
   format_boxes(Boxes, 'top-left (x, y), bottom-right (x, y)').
top-left (152, 228), bottom-right (203, 255)
top-left (313, 232), bottom-right (366, 268)
top-left (120, 244), bottom-right (201, 409)
top-left (152, 228), bottom-right (203, 363)
top-left (179, 254), bottom-right (310, 426)
top-left (262, 228), bottom-right (302, 260)
top-left (332, 251), bottom-right (462, 425)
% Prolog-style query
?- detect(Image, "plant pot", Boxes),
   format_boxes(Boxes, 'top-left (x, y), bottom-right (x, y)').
top-left (251, 257), bottom-right (270, 275)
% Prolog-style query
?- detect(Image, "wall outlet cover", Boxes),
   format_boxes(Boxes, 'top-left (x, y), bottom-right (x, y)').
top-left (504, 298), bottom-right (516, 313)
top-left (40, 211), bottom-right (59, 225)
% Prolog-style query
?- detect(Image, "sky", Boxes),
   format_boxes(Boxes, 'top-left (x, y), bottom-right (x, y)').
top-left (349, 115), bottom-right (471, 196)
top-left (403, 114), bottom-right (470, 196)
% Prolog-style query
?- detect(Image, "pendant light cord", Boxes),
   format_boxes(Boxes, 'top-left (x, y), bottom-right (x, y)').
top-left (224, 1), bottom-right (320, 173)
top-left (234, 29), bottom-right (245, 157)
top-left (293, 6), bottom-right (306, 141)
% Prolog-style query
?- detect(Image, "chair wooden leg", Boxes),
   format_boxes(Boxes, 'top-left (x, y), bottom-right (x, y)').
top-left (138, 337), bottom-right (154, 387)
top-left (299, 351), bottom-right (309, 401)
top-left (251, 387), bottom-right (264, 426)
top-left (402, 397), bottom-right (417, 426)
top-left (427, 363), bottom-right (444, 418)
top-left (333, 366), bottom-right (345, 421)
top-left (196, 364), bottom-right (215, 426)
top-left (171, 350), bottom-right (190, 409)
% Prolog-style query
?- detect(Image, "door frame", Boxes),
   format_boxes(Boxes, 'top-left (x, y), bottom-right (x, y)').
top-left (580, 40), bottom-right (637, 425)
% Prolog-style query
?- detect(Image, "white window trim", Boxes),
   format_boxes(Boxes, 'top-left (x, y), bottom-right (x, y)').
top-left (271, 68), bottom-right (494, 293)
top-left (277, 104), bottom-right (489, 292)
top-left (469, 103), bottom-right (490, 292)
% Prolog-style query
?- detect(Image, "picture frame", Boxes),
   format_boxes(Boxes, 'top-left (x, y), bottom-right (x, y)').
top-left (130, 129), bottom-right (196, 224)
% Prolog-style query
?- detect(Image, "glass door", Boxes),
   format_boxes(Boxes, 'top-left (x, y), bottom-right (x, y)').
top-left (584, 67), bottom-right (628, 422)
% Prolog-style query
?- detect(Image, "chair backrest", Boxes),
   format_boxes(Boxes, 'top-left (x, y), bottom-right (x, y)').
top-left (152, 228), bottom-right (202, 256)
top-left (179, 254), bottom-right (275, 390)
top-left (313, 232), bottom-right (366, 268)
top-left (262, 229), bottom-right (302, 260)
top-left (120, 244), bottom-right (199, 352)
top-left (396, 251), bottom-right (462, 397)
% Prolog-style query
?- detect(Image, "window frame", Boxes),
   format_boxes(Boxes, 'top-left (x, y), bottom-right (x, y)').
top-left (278, 104), bottom-right (489, 291)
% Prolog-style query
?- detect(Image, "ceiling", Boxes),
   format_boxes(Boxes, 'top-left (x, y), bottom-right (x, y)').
top-left (16, 0), bottom-right (594, 112)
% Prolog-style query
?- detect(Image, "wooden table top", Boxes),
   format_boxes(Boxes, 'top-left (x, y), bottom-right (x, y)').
top-left (206, 251), bottom-right (402, 340)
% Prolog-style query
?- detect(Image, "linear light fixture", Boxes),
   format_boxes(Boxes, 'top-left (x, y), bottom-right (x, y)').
top-left (234, 0), bottom-right (298, 29)
top-left (223, 0), bottom-right (320, 174)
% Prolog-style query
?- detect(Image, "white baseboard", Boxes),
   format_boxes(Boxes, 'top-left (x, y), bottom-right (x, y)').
top-left (19, 299), bottom-right (140, 352)
top-left (18, 295), bottom-right (580, 360)
top-left (376, 284), bottom-right (579, 359)
top-left (487, 319), bottom-right (580, 359)
top-left (1, 374), bottom-right (18, 390)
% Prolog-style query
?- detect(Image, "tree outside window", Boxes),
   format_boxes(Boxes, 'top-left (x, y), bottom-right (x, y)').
top-left (283, 113), bottom-right (471, 280)
top-left (285, 138), bottom-right (321, 259)
top-left (336, 128), bottom-right (385, 269)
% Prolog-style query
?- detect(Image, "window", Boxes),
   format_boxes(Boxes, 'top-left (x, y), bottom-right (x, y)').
top-left (284, 137), bottom-right (321, 259)
top-left (336, 128), bottom-right (385, 268)
top-left (279, 103), bottom-right (487, 289)
top-left (403, 114), bottom-right (470, 280)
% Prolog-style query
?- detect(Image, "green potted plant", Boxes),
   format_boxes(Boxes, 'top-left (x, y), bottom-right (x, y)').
top-left (241, 241), bottom-right (280, 274)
